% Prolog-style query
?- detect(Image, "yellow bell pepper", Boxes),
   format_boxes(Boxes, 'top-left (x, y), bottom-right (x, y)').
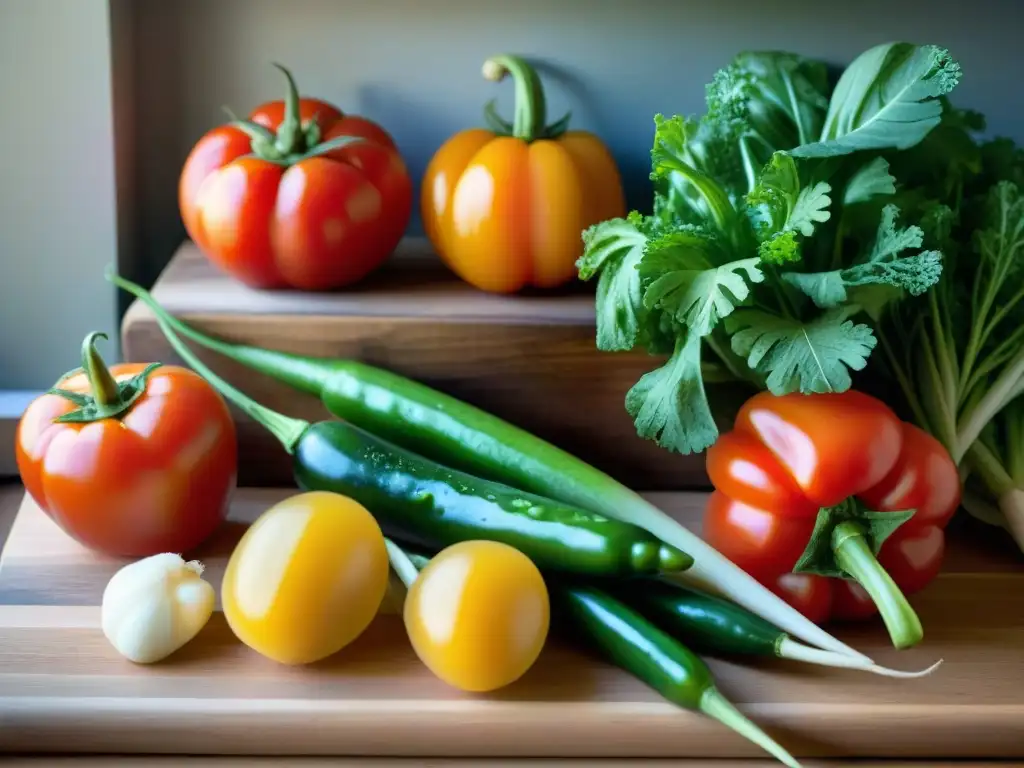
top-left (421, 54), bottom-right (627, 293)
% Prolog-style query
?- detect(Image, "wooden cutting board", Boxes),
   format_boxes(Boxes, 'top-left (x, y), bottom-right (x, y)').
top-left (119, 240), bottom-right (712, 491)
top-left (1, 488), bottom-right (1022, 760)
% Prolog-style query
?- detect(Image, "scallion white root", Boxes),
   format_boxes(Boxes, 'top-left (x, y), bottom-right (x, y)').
top-left (777, 637), bottom-right (943, 678)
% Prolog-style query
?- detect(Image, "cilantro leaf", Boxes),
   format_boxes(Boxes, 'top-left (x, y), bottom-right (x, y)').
top-left (727, 308), bottom-right (877, 394)
top-left (639, 230), bottom-right (764, 337)
top-left (847, 250), bottom-right (943, 296)
top-left (790, 43), bottom-right (962, 159)
top-left (782, 204), bottom-right (944, 310)
top-left (746, 152), bottom-right (832, 262)
top-left (843, 156), bottom-right (897, 205)
top-left (781, 271), bottom-right (848, 308)
top-left (866, 203), bottom-right (926, 260)
top-left (789, 182), bottom-right (833, 236)
top-left (578, 213), bottom-right (651, 352)
top-left (625, 330), bottom-right (719, 454)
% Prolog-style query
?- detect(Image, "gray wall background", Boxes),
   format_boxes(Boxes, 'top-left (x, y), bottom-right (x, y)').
top-left (2, 0), bottom-right (1022, 389)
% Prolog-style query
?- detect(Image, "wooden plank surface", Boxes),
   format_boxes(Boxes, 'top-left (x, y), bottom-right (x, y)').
top-left (120, 240), bottom-right (713, 490)
top-left (2, 488), bottom-right (1022, 760)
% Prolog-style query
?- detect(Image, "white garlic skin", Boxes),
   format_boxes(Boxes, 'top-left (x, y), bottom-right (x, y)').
top-left (101, 552), bottom-right (216, 664)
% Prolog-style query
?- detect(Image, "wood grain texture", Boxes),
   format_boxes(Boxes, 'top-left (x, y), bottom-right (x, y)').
top-left (2, 488), bottom-right (1022, 760)
top-left (119, 241), bottom-right (713, 490)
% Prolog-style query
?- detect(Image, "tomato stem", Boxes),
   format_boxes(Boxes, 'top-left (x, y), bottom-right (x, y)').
top-left (82, 332), bottom-right (122, 407)
top-left (49, 335), bottom-right (162, 424)
top-left (271, 62), bottom-right (305, 156)
top-left (481, 54), bottom-right (571, 142)
top-left (222, 66), bottom-right (349, 166)
top-left (223, 100), bottom-right (363, 167)
top-left (223, 107), bottom-right (284, 162)
top-left (303, 110), bottom-right (323, 148)
top-left (831, 521), bottom-right (923, 650)
top-left (298, 135), bottom-right (366, 161)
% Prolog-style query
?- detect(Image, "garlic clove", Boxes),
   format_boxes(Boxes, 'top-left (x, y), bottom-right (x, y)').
top-left (102, 552), bottom-right (216, 664)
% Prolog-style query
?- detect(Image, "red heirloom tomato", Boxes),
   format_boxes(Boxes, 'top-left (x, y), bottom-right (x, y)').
top-left (16, 333), bottom-right (237, 557)
top-left (703, 390), bottom-right (961, 650)
top-left (179, 64), bottom-right (412, 291)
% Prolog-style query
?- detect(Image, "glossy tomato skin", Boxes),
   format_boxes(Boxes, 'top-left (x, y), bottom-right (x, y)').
top-left (179, 95), bottom-right (411, 291)
top-left (16, 364), bottom-right (237, 557)
top-left (404, 540), bottom-right (550, 692)
top-left (771, 573), bottom-right (833, 625)
top-left (421, 130), bottom-right (625, 294)
top-left (703, 391), bottom-right (960, 625)
top-left (731, 390), bottom-right (905, 508)
top-left (702, 491), bottom-right (814, 582)
top-left (221, 491), bottom-right (389, 665)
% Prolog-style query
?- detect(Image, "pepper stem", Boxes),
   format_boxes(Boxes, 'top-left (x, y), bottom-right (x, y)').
top-left (82, 332), bottom-right (122, 407)
top-left (482, 54), bottom-right (548, 142)
top-left (271, 62), bottom-right (304, 156)
top-left (831, 521), bottom-right (924, 650)
top-left (106, 270), bottom-right (309, 453)
top-left (698, 688), bottom-right (802, 768)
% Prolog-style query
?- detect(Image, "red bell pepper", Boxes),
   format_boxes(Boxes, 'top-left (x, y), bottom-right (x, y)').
top-left (703, 389), bottom-right (961, 650)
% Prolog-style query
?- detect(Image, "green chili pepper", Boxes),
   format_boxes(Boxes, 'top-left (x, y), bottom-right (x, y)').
top-left (614, 581), bottom-right (942, 678)
top-left (553, 584), bottom-right (803, 768)
top-left (108, 271), bottom-right (873, 665)
top-left (395, 550), bottom-right (799, 767)
top-left (295, 420), bottom-right (691, 576)
top-left (132, 296), bottom-right (689, 578)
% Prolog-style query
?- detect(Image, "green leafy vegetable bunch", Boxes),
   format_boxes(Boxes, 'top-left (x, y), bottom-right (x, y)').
top-left (871, 96), bottom-right (1024, 550)
top-left (578, 42), bottom-right (962, 456)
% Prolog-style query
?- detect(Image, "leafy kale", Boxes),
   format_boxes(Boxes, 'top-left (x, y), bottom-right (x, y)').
top-left (790, 43), bottom-right (962, 158)
top-left (577, 43), bottom-right (962, 455)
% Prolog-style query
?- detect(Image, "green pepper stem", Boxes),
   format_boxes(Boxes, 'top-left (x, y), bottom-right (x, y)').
top-left (106, 270), bottom-right (309, 453)
top-left (482, 54), bottom-right (548, 142)
top-left (81, 332), bottom-right (122, 407)
top-left (775, 637), bottom-right (942, 678)
top-left (385, 539), bottom-right (421, 589)
top-left (110, 271), bottom-right (338, 398)
top-left (831, 521), bottom-right (923, 650)
top-left (698, 688), bottom-right (802, 768)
